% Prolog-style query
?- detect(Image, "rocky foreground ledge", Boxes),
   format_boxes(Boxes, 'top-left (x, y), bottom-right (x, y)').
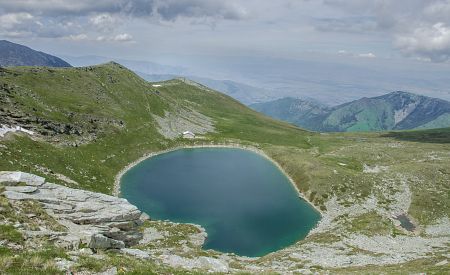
top-left (0, 171), bottom-right (145, 250)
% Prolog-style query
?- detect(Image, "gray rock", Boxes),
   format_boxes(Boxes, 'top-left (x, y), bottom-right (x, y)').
top-left (0, 171), bottom-right (45, 186)
top-left (41, 202), bottom-right (74, 212)
top-left (89, 234), bottom-right (125, 249)
top-left (106, 221), bottom-right (140, 230)
top-left (54, 258), bottom-right (74, 271)
top-left (23, 230), bottom-right (65, 238)
top-left (139, 227), bottom-right (164, 245)
top-left (104, 228), bottom-right (143, 246)
top-left (1, 171), bottom-right (144, 252)
top-left (2, 190), bottom-right (33, 200)
top-left (140, 212), bottom-right (150, 221)
top-left (189, 225), bottom-right (207, 247)
top-left (68, 248), bottom-right (94, 256)
top-left (162, 254), bottom-right (229, 273)
top-left (198, 256), bottom-right (229, 273)
top-left (121, 248), bottom-right (150, 259)
top-left (55, 235), bottom-right (80, 250)
top-left (5, 186), bottom-right (37, 193)
top-left (435, 259), bottom-right (448, 266)
top-left (98, 267), bottom-right (118, 275)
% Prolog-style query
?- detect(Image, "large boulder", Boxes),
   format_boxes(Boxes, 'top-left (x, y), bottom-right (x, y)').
top-left (1, 171), bottom-right (145, 250)
top-left (89, 234), bottom-right (125, 249)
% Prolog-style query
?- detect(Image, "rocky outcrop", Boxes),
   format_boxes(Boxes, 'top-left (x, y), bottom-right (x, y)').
top-left (153, 108), bottom-right (215, 139)
top-left (0, 171), bottom-right (145, 250)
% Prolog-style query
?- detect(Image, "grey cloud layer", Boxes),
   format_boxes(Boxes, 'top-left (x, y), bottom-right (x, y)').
top-left (0, 0), bottom-right (246, 19)
top-left (0, 0), bottom-right (247, 40)
top-left (319, 0), bottom-right (450, 61)
top-left (1, 0), bottom-right (450, 62)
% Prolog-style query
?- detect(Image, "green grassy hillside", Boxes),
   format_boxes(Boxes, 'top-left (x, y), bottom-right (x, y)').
top-left (0, 63), bottom-right (449, 274)
top-left (0, 62), bottom-right (309, 194)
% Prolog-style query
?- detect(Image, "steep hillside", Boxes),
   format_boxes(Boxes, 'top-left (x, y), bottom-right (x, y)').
top-left (0, 40), bottom-right (71, 67)
top-left (252, 91), bottom-right (450, 132)
top-left (0, 64), bottom-right (449, 274)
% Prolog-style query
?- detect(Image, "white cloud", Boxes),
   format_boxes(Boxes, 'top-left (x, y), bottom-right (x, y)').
top-left (396, 23), bottom-right (450, 62)
top-left (358, 53), bottom-right (376, 58)
top-left (96, 33), bottom-right (134, 42)
top-left (113, 33), bottom-right (133, 42)
top-left (89, 13), bottom-right (120, 32)
top-left (424, 0), bottom-right (450, 21)
top-left (0, 12), bottom-right (43, 38)
top-left (320, 0), bottom-right (450, 62)
top-left (66, 33), bottom-right (89, 41)
top-left (0, 12), bottom-right (33, 27)
top-left (338, 50), bottom-right (376, 59)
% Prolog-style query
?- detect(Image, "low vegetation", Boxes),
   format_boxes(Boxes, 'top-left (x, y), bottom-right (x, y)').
top-left (0, 63), bottom-right (449, 274)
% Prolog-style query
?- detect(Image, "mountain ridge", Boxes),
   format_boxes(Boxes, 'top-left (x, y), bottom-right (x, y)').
top-left (138, 72), bottom-right (274, 104)
top-left (0, 40), bottom-right (71, 67)
top-left (251, 91), bottom-right (450, 132)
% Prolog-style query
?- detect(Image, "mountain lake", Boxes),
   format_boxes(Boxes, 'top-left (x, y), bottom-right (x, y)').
top-left (120, 148), bottom-right (320, 257)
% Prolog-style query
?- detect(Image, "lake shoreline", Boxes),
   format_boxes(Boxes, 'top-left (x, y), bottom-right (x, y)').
top-left (113, 143), bottom-right (323, 216)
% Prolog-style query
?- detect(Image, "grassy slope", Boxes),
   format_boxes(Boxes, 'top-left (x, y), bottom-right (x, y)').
top-left (1, 63), bottom-right (170, 193)
top-left (0, 63), bottom-right (311, 193)
top-left (323, 99), bottom-right (395, 131)
top-left (0, 63), bottom-right (449, 273)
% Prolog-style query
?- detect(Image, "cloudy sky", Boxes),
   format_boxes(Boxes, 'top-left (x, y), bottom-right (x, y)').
top-left (1, 0), bottom-right (450, 62)
top-left (1, 0), bottom-right (450, 103)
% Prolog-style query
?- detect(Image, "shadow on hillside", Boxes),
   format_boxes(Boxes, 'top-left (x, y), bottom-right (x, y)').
top-left (381, 128), bottom-right (450, 144)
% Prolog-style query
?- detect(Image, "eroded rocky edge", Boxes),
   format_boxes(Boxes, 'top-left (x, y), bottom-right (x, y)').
top-left (1, 170), bottom-right (449, 274)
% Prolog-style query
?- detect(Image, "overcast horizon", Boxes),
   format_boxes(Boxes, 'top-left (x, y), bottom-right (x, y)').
top-left (1, 0), bottom-right (450, 103)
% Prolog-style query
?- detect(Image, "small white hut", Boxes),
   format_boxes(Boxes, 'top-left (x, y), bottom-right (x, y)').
top-left (182, 131), bottom-right (195, 139)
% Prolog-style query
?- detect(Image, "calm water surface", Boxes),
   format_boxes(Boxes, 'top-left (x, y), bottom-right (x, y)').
top-left (121, 148), bottom-right (320, 257)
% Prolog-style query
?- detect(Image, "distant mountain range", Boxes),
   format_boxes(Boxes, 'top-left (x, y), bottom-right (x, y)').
top-left (160, 55), bottom-right (450, 105)
top-left (0, 40), bottom-right (71, 67)
top-left (250, 91), bottom-right (450, 132)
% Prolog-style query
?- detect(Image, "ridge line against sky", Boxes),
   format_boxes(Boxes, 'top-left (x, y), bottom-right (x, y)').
top-left (2, 0), bottom-right (450, 105)
top-left (1, 0), bottom-right (450, 63)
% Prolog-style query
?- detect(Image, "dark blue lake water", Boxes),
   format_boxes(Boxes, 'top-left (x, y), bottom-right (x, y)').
top-left (120, 148), bottom-right (320, 257)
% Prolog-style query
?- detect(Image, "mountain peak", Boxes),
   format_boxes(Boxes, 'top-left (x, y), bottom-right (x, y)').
top-left (0, 40), bottom-right (71, 68)
top-left (388, 91), bottom-right (415, 96)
